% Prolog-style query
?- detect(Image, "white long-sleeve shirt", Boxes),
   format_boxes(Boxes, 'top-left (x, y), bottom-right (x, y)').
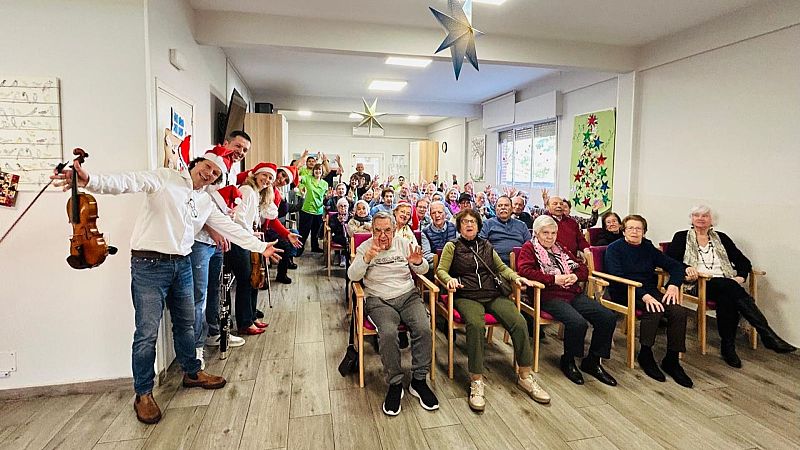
top-left (347, 236), bottom-right (428, 299)
top-left (233, 184), bottom-right (259, 230)
top-left (85, 168), bottom-right (267, 256)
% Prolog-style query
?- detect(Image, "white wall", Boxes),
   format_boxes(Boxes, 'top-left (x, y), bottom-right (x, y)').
top-left (287, 120), bottom-right (428, 180)
top-left (428, 118), bottom-right (467, 185)
top-left (0, 0), bottom-right (149, 389)
top-left (634, 25), bottom-right (800, 345)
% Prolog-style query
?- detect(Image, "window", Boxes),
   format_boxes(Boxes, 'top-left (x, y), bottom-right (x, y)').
top-left (498, 120), bottom-right (557, 196)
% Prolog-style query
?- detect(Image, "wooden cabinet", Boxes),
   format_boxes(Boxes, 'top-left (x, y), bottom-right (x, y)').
top-left (244, 113), bottom-right (288, 167)
top-left (418, 140), bottom-right (439, 182)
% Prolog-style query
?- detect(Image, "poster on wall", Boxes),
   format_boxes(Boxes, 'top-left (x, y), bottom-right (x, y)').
top-left (0, 76), bottom-right (63, 190)
top-left (469, 134), bottom-right (486, 181)
top-left (0, 171), bottom-right (20, 207)
top-left (569, 109), bottom-right (616, 215)
top-left (388, 154), bottom-right (408, 178)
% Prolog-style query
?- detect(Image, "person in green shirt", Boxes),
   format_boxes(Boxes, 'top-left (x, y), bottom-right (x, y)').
top-left (296, 163), bottom-right (328, 256)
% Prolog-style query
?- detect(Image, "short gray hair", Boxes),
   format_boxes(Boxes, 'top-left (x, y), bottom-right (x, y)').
top-left (429, 200), bottom-right (446, 212)
top-left (533, 214), bottom-right (558, 234)
top-left (689, 204), bottom-right (715, 225)
top-left (372, 211), bottom-right (396, 227)
top-left (336, 197), bottom-right (349, 208)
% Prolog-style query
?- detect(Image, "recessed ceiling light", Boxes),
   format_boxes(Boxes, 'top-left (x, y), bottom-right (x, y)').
top-left (348, 113), bottom-right (361, 119)
top-left (385, 56), bottom-right (432, 68)
top-left (407, 115), bottom-right (420, 121)
top-left (297, 110), bottom-right (312, 117)
top-left (368, 80), bottom-right (407, 91)
top-left (473, 0), bottom-right (506, 5)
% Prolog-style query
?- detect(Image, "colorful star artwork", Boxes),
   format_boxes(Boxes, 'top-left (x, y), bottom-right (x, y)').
top-left (430, 0), bottom-right (483, 80)
top-left (569, 109), bottom-right (616, 215)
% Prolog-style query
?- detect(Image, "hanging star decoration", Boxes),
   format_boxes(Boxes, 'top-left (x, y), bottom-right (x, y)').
top-left (430, 0), bottom-right (483, 80)
top-left (351, 98), bottom-right (387, 133)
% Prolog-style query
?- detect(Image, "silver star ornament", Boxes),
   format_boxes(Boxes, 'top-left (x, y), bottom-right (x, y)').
top-left (352, 98), bottom-right (387, 133)
top-left (430, 0), bottom-right (484, 80)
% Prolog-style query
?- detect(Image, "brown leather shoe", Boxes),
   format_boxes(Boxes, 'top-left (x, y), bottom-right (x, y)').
top-left (183, 370), bottom-right (227, 389)
top-left (133, 393), bottom-right (161, 424)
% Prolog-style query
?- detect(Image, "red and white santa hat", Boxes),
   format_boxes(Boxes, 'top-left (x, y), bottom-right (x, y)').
top-left (251, 162), bottom-right (277, 178)
top-left (278, 165), bottom-right (298, 188)
top-left (203, 146), bottom-right (234, 174)
top-left (210, 185), bottom-right (242, 213)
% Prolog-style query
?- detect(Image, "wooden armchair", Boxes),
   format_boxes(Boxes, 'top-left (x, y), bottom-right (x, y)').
top-left (324, 212), bottom-right (345, 277)
top-left (350, 246), bottom-right (439, 387)
top-left (509, 248), bottom-right (549, 372)
top-left (658, 242), bottom-right (761, 354)
top-left (585, 245), bottom-right (641, 369)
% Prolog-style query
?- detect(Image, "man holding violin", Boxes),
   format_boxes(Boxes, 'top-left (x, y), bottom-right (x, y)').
top-left (51, 147), bottom-right (282, 425)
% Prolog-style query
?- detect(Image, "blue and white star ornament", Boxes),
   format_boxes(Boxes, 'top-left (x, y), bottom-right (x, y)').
top-left (430, 0), bottom-right (484, 80)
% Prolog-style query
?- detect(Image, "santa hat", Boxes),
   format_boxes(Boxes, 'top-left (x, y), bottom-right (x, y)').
top-left (210, 185), bottom-right (242, 213)
top-left (278, 165), bottom-right (298, 188)
top-left (252, 162), bottom-right (277, 178)
top-left (203, 146), bottom-right (233, 174)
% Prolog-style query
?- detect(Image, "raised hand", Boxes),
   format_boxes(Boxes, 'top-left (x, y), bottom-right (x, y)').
top-left (288, 233), bottom-right (302, 248)
top-left (261, 240), bottom-right (284, 260)
top-left (364, 238), bottom-right (383, 263)
top-left (51, 158), bottom-right (90, 191)
top-left (407, 243), bottom-right (423, 265)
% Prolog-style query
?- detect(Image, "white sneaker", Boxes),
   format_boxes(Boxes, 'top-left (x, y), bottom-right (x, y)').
top-left (196, 347), bottom-right (205, 370)
top-left (469, 379), bottom-right (486, 412)
top-left (205, 334), bottom-right (246, 348)
top-left (339, 255), bottom-right (347, 268)
top-left (518, 373), bottom-right (550, 404)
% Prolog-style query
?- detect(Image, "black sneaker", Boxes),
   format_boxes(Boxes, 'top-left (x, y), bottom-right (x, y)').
top-left (382, 383), bottom-right (404, 416)
top-left (287, 261), bottom-right (298, 270)
top-left (409, 378), bottom-right (439, 411)
top-left (255, 309), bottom-right (265, 319)
top-left (398, 331), bottom-right (410, 349)
top-left (661, 358), bottom-right (694, 388)
top-left (276, 275), bottom-right (292, 284)
top-left (638, 348), bottom-right (666, 382)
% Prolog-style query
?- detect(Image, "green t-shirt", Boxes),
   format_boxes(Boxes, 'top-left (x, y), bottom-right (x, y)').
top-left (299, 166), bottom-right (313, 180)
top-left (301, 176), bottom-right (328, 215)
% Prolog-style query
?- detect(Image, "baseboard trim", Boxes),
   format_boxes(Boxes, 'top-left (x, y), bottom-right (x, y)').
top-left (0, 377), bottom-right (133, 401)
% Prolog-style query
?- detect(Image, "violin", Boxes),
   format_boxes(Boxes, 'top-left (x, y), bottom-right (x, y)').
top-left (249, 221), bottom-right (267, 289)
top-left (64, 148), bottom-right (116, 269)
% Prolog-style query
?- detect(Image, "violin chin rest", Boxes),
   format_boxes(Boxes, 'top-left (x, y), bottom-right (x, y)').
top-left (108, 246), bottom-right (118, 255)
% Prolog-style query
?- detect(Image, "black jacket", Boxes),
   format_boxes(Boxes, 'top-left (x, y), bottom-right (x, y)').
top-left (667, 230), bottom-right (752, 280)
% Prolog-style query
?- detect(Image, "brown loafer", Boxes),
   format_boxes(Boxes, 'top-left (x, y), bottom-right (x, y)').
top-left (133, 393), bottom-right (162, 424)
top-left (183, 370), bottom-right (227, 390)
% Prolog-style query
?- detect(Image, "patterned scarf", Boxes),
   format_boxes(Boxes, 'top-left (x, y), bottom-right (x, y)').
top-left (532, 237), bottom-right (578, 276)
top-left (684, 228), bottom-right (736, 278)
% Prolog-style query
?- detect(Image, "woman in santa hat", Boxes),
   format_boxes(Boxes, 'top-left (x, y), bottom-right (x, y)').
top-left (229, 162), bottom-right (277, 335)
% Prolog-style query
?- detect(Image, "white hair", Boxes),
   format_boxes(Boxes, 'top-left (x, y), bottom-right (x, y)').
top-left (689, 204), bottom-right (716, 225)
top-left (336, 197), bottom-right (349, 207)
top-left (533, 214), bottom-right (558, 234)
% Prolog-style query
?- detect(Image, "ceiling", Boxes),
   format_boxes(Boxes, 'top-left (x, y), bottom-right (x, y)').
top-left (278, 110), bottom-right (446, 126)
top-left (190, 0), bottom-right (764, 121)
top-left (225, 46), bottom-right (556, 104)
top-left (190, 0), bottom-right (761, 46)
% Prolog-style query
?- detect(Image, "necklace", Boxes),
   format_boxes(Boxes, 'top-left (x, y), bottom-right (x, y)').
top-left (697, 237), bottom-right (715, 270)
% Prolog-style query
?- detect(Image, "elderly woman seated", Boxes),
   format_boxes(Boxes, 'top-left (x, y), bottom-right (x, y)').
top-left (605, 214), bottom-right (694, 388)
top-left (594, 211), bottom-right (623, 246)
top-left (667, 205), bottom-right (795, 367)
top-left (517, 215), bottom-right (618, 386)
top-left (437, 209), bottom-right (550, 412)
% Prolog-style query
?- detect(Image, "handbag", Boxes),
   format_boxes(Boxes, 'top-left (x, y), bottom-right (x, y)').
top-left (467, 243), bottom-right (514, 298)
top-left (338, 309), bottom-right (359, 376)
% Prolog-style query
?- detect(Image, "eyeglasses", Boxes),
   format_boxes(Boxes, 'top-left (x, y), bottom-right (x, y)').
top-left (461, 219), bottom-right (477, 225)
top-left (373, 228), bottom-right (393, 235)
top-left (187, 198), bottom-right (198, 218)
top-left (625, 226), bottom-right (644, 232)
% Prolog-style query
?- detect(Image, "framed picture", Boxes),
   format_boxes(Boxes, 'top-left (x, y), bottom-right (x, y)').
top-left (469, 134), bottom-right (486, 181)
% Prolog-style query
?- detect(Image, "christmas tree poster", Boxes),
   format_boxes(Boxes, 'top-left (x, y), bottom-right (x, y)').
top-left (569, 109), bottom-right (616, 215)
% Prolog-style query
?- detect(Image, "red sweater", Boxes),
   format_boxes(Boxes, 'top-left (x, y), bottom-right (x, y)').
top-left (548, 213), bottom-right (589, 255)
top-left (517, 240), bottom-right (588, 302)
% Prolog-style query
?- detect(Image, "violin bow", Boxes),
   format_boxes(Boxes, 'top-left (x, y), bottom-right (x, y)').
top-left (0, 161), bottom-right (68, 245)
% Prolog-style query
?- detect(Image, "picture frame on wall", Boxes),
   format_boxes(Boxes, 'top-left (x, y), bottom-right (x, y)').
top-left (469, 134), bottom-right (486, 181)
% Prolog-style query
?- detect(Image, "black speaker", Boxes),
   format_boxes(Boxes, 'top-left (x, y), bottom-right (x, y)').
top-left (255, 102), bottom-right (274, 114)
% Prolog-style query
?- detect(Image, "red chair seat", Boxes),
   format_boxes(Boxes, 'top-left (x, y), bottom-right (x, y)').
top-left (706, 299), bottom-right (717, 309)
top-left (438, 296), bottom-right (499, 325)
top-left (635, 309), bottom-right (644, 318)
top-left (540, 310), bottom-right (554, 321)
top-left (330, 243), bottom-right (344, 250)
top-left (364, 318), bottom-right (408, 332)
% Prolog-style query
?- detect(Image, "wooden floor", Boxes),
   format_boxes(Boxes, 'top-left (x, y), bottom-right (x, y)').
top-left (2, 255), bottom-right (799, 450)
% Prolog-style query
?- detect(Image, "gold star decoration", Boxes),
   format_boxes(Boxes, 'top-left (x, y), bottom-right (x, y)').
top-left (352, 98), bottom-right (387, 133)
top-left (430, 0), bottom-right (483, 80)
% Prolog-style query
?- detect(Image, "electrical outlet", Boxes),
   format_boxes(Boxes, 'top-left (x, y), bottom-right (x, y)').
top-left (0, 351), bottom-right (17, 374)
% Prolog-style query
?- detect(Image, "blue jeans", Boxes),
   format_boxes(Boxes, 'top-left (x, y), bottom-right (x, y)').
top-left (190, 241), bottom-right (223, 347)
top-left (131, 255), bottom-right (201, 395)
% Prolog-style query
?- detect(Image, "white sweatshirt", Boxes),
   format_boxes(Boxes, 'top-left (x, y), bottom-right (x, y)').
top-left (84, 168), bottom-right (267, 256)
top-left (347, 236), bottom-right (428, 299)
top-left (233, 184), bottom-right (260, 230)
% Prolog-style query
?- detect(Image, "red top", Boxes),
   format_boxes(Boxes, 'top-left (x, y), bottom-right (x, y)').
top-left (517, 240), bottom-right (589, 302)
top-left (549, 213), bottom-right (589, 255)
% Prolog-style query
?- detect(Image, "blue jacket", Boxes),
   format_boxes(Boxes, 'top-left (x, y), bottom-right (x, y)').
top-left (421, 221), bottom-right (457, 263)
top-left (478, 217), bottom-right (531, 264)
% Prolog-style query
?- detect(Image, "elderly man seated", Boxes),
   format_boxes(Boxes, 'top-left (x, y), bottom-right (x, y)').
top-left (347, 211), bottom-right (439, 416)
top-left (478, 195), bottom-right (531, 265)
top-left (512, 195), bottom-right (533, 229)
top-left (545, 196), bottom-right (589, 260)
top-left (421, 200), bottom-right (458, 265)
